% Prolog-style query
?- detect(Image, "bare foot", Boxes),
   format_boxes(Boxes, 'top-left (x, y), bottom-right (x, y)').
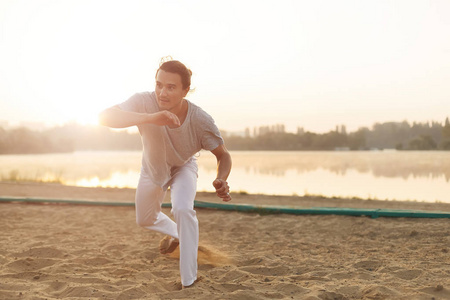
top-left (159, 236), bottom-right (179, 254)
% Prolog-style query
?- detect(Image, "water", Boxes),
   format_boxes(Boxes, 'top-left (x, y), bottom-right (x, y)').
top-left (1, 151), bottom-right (449, 203)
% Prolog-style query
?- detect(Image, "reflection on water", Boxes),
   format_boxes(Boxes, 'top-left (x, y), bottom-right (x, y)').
top-left (0, 151), bottom-right (142, 186)
top-left (1, 151), bottom-right (449, 203)
top-left (197, 151), bottom-right (450, 181)
top-left (196, 151), bottom-right (450, 203)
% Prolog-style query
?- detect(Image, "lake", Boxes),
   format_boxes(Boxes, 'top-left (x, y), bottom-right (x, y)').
top-left (1, 151), bottom-right (449, 203)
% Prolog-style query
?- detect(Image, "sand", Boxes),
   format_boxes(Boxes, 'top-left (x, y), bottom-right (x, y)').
top-left (1, 182), bottom-right (450, 300)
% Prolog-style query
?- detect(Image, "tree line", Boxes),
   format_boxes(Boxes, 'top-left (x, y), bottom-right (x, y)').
top-left (224, 118), bottom-right (450, 151)
top-left (0, 123), bottom-right (141, 154)
top-left (1, 118), bottom-right (450, 154)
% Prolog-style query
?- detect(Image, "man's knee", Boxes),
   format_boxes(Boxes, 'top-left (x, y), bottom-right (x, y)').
top-left (136, 213), bottom-right (158, 227)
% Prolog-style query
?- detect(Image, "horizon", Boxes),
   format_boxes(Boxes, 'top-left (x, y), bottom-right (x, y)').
top-left (1, 116), bottom-right (449, 136)
top-left (1, 0), bottom-right (450, 134)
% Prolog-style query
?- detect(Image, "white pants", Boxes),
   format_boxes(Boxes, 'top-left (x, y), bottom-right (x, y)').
top-left (135, 158), bottom-right (199, 286)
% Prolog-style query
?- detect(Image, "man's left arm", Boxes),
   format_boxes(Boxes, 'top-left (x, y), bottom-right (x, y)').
top-left (211, 144), bottom-right (232, 202)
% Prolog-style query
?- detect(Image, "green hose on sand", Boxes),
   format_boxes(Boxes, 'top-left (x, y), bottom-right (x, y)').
top-left (1, 196), bottom-right (449, 219)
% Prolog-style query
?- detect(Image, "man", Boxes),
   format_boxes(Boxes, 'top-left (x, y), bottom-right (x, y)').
top-left (99, 59), bottom-right (232, 288)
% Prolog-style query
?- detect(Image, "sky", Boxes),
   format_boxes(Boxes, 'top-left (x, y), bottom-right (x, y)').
top-left (1, 0), bottom-right (449, 133)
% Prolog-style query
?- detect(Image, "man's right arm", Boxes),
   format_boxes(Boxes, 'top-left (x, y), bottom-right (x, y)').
top-left (99, 105), bottom-right (181, 128)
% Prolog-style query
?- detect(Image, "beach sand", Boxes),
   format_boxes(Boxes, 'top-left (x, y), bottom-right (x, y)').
top-left (1, 182), bottom-right (449, 299)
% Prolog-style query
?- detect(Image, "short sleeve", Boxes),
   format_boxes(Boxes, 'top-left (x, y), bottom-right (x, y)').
top-left (118, 93), bottom-right (146, 113)
top-left (200, 114), bottom-right (224, 151)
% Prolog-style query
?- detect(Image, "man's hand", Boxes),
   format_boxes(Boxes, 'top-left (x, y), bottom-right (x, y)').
top-left (149, 111), bottom-right (181, 127)
top-left (211, 145), bottom-right (232, 202)
top-left (213, 179), bottom-right (231, 202)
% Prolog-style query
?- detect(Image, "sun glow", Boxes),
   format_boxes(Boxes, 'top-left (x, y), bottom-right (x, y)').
top-left (1, 0), bottom-right (450, 132)
top-left (70, 112), bottom-right (100, 127)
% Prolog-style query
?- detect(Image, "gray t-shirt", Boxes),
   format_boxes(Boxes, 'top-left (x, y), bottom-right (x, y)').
top-left (119, 91), bottom-right (223, 188)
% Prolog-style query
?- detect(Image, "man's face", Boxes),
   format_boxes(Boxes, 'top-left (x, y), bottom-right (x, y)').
top-left (155, 69), bottom-right (189, 112)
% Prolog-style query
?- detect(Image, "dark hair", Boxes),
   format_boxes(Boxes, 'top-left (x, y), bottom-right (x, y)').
top-left (156, 58), bottom-right (192, 90)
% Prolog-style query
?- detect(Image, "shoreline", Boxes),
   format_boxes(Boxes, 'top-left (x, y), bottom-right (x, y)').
top-left (1, 181), bottom-right (450, 212)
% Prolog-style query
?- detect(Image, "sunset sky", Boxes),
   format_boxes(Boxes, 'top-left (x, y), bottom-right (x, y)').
top-left (1, 0), bottom-right (449, 133)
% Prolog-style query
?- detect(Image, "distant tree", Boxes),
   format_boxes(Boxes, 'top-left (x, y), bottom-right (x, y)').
top-left (441, 140), bottom-right (450, 150)
top-left (440, 117), bottom-right (450, 150)
top-left (311, 131), bottom-right (347, 150)
top-left (0, 127), bottom-right (73, 154)
top-left (348, 128), bottom-right (367, 150)
top-left (244, 127), bottom-right (250, 138)
top-left (442, 117), bottom-right (450, 139)
top-left (367, 121), bottom-right (410, 149)
top-left (408, 135), bottom-right (437, 150)
top-left (298, 132), bottom-right (317, 149)
top-left (252, 132), bottom-right (301, 150)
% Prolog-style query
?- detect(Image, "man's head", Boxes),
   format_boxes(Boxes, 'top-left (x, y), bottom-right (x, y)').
top-left (154, 59), bottom-right (192, 112)
top-left (156, 59), bottom-right (192, 91)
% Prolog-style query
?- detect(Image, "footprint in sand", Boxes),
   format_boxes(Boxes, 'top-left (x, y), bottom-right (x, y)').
top-left (7, 257), bottom-right (58, 272)
top-left (393, 269), bottom-right (422, 280)
top-left (353, 260), bottom-right (382, 271)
